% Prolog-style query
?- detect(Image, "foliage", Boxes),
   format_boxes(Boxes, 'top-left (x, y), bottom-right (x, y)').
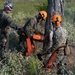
top-left (64, 1), bottom-right (75, 45)
top-left (0, 51), bottom-right (39, 75)
top-left (63, 21), bottom-right (75, 45)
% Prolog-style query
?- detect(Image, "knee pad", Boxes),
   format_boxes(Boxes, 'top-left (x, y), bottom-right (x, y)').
top-left (2, 38), bottom-right (7, 47)
top-left (2, 38), bottom-right (7, 43)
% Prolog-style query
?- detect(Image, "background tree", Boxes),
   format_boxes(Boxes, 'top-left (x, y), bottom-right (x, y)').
top-left (43, 0), bottom-right (64, 50)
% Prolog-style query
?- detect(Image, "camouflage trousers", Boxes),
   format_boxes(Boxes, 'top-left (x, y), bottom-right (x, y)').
top-left (43, 50), bottom-right (67, 75)
top-left (0, 31), bottom-right (9, 60)
top-left (53, 50), bottom-right (67, 75)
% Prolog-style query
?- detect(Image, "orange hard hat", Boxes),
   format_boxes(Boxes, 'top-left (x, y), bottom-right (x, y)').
top-left (51, 14), bottom-right (62, 26)
top-left (39, 10), bottom-right (47, 20)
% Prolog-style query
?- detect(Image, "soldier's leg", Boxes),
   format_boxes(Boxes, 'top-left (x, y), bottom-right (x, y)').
top-left (12, 34), bottom-right (25, 54)
top-left (18, 35), bottom-right (27, 53)
top-left (0, 32), bottom-right (7, 60)
top-left (0, 33), bottom-right (7, 49)
top-left (53, 50), bottom-right (67, 75)
top-left (18, 36), bottom-right (24, 50)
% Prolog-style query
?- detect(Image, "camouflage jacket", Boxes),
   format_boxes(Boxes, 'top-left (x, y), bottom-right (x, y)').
top-left (23, 16), bottom-right (46, 37)
top-left (0, 10), bottom-right (18, 30)
top-left (51, 26), bottom-right (68, 50)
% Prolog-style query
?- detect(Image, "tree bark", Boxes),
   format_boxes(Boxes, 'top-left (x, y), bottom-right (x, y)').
top-left (47, 0), bottom-right (64, 30)
top-left (43, 0), bottom-right (64, 50)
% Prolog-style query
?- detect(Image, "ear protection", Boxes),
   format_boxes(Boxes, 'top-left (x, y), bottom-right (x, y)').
top-left (41, 14), bottom-right (44, 18)
top-left (56, 17), bottom-right (60, 26)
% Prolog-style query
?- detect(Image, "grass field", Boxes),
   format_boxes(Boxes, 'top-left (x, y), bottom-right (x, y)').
top-left (0, 0), bottom-right (47, 26)
top-left (0, 0), bottom-right (47, 15)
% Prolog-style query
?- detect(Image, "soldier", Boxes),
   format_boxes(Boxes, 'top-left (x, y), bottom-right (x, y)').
top-left (0, 1), bottom-right (19, 58)
top-left (45, 14), bottom-right (68, 74)
top-left (18, 10), bottom-right (47, 56)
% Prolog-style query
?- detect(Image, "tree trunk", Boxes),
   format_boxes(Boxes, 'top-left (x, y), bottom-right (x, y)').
top-left (43, 0), bottom-right (64, 50)
top-left (47, 0), bottom-right (64, 30)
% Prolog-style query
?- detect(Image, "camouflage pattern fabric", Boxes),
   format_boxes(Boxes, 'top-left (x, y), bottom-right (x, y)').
top-left (0, 10), bottom-right (19, 30)
top-left (52, 26), bottom-right (68, 51)
top-left (51, 26), bottom-right (68, 74)
top-left (24, 16), bottom-right (46, 50)
top-left (24, 16), bottom-right (45, 37)
top-left (0, 9), bottom-right (19, 56)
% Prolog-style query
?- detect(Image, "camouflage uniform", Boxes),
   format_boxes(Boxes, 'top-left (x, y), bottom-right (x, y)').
top-left (23, 16), bottom-right (46, 51)
top-left (0, 9), bottom-right (19, 59)
top-left (50, 26), bottom-right (68, 74)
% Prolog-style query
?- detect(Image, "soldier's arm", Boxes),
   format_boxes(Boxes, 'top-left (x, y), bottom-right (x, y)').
top-left (25, 18), bottom-right (35, 37)
top-left (51, 31), bottom-right (62, 51)
top-left (4, 15), bottom-right (19, 30)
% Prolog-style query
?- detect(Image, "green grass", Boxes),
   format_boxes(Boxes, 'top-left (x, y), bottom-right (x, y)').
top-left (64, 1), bottom-right (75, 44)
top-left (64, 2), bottom-right (75, 22)
top-left (0, 0), bottom-right (47, 25)
top-left (0, 0), bottom-right (47, 15)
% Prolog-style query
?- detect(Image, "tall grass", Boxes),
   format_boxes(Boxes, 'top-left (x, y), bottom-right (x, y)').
top-left (64, 2), bottom-right (75, 45)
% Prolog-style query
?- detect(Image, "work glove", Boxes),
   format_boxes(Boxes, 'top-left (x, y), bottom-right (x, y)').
top-left (37, 50), bottom-right (50, 61)
top-left (37, 53), bottom-right (43, 61)
top-left (17, 28), bottom-right (25, 36)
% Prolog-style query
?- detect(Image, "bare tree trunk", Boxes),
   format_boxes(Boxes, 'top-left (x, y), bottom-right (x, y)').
top-left (47, 0), bottom-right (64, 29)
top-left (43, 0), bottom-right (64, 50)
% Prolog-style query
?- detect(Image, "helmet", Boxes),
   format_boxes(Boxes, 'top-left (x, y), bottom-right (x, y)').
top-left (4, 1), bottom-right (14, 11)
top-left (39, 10), bottom-right (47, 20)
top-left (51, 14), bottom-right (62, 26)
